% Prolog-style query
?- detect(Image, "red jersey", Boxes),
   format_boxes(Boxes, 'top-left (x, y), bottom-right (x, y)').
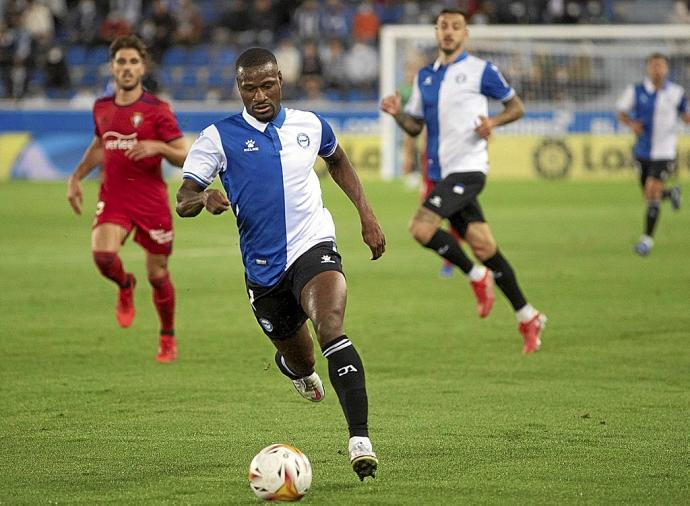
top-left (93, 91), bottom-right (183, 211)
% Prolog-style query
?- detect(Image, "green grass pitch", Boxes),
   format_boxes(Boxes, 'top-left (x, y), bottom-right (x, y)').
top-left (1, 179), bottom-right (688, 504)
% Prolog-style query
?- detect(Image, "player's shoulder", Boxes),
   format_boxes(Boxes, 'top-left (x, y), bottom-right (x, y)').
top-left (140, 91), bottom-right (172, 109)
top-left (665, 80), bottom-right (685, 94)
top-left (93, 94), bottom-right (115, 110)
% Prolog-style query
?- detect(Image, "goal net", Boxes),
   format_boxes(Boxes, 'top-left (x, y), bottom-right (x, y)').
top-left (379, 25), bottom-right (690, 180)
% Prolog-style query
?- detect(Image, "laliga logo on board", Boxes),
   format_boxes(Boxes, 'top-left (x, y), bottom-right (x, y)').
top-left (103, 131), bottom-right (138, 151)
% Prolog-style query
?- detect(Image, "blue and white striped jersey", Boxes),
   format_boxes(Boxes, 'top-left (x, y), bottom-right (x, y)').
top-left (182, 107), bottom-right (338, 287)
top-left (616, 78), bottom-right (688, 161)
top-left (404, 51), bottom-right (515, 181)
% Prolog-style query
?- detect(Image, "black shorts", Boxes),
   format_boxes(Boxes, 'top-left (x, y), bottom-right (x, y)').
top-left (637, 159), bottom-right (675, 186)
top-left (422, 172), bottom-right (487, 236)
top-left (245, 241), bottom-right (344, 340)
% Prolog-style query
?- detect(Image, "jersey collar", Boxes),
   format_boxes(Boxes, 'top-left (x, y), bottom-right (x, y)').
top-left (242, 106), bottom-right (286, 132)
top-left (433, 50), bottom-right (469, 71)
top-left (643, 77), bottom-right (667, 93)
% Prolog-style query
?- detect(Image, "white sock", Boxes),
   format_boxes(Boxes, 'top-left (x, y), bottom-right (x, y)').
top-left (467, 265), bottom-right (487, 282)
top-left (348, 436), bottom-right (372, 451)
top-left (516, 304), bottom-right (537, 323)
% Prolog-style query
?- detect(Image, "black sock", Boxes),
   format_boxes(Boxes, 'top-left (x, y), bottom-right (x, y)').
top-left (645, 201), bottom-right (660, 237)
top-left (322, 335), bottom-right (368, 438)
top-left (274, 351), bottom-right (301, 380)
top-left (662, 189), bottom-right (672, 200)
top-left (483, 250), bottom-right (528, 311)
top-left (424, 230), bottom-right (473, 274)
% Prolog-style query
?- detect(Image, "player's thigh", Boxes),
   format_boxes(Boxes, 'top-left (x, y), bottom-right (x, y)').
top-left (146, 252), bottom-right (169, 278)
top-left (409, 206), bottom-right (443, 242)
top-left (464, 222), bottom-right (497, 260)
top-left (91, 223), bottom-right (129, 252)
top-left (644, 177), bottom-right (664, 201)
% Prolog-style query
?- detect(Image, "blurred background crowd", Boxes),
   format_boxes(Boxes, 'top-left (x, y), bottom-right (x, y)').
top-left (1, 0), bottom-right (689, 102)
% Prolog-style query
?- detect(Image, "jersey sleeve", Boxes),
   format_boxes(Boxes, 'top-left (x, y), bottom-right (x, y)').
top-left (182, 125), bottom-right (226, 189)
top-left (403, 72), bottom-right (424, 119)
top-left (616, 85), bottom-right (635, 113)
top-left (678, 92), bottom-right (688, 114)
top-left (480, 62), bottom-right (515, 102)
top-left (156, 102), bottom-right (184, 142)
top-left (316, 114), bottom-right (338, 157)
top-left (92, 106), bottom-right (101, 137)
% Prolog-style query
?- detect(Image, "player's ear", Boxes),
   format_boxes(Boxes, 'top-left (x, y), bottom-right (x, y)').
top-left (278, 70), bottom-right (283, 85)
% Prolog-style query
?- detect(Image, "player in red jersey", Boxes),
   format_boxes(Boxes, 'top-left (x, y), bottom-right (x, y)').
top-left (66, 35), bottom-right (187, 362)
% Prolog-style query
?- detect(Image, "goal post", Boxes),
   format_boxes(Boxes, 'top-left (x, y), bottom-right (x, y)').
top-left (379, 25), bottom-right (690, 180)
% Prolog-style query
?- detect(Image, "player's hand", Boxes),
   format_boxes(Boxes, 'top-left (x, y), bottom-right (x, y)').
top-left (203, 189), bottom-right (231, 215)
top-left (67, 176), bottom-right (83, 215)
top-left (629, 121), bottom-right (644, 136)
top-left (361, 215), bottom-right (386, 260)
top-left (380, 91), bottom-right (402, 117)
top-left (125, 140), bottom-right (162, 161)
top-left (474, 115), bottom-right (493, 139)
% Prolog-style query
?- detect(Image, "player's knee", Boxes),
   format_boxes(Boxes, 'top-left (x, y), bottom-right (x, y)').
top-left (408, 219), bottom-right (435, 245)
top-left (469, 237), bottom-right (496, 261)
top-left (313, 310), bottom-right (344, 343)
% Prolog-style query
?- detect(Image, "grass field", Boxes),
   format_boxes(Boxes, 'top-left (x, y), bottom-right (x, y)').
top-left (1, 179), bottom-right (688, 505)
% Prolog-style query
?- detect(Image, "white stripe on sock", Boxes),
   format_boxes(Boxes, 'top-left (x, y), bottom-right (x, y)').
top-left (322, 339), bottom-right (352, 358)
top-left (281, 356), bottom-right (298, 378)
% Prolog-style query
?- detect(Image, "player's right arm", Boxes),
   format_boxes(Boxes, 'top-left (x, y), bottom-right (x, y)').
top-left (176, 126), bottom-right (230, 217)
top-left (67, 136), bottom-right (103, 215)
top-left (380, 90), bottom-right (425, 137)
top-left (616, 85), bottom-right (643, 135)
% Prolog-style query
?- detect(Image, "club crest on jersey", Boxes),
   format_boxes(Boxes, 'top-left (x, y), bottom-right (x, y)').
top-left (131, 112), bottom-right (144, 128)
top-left (296, 132), bottom-right (310, 148)
top-left (244, 139), bottom-right (259, 152)
top-left (455, 73), bottom-right (467, 84)
top-left (259, 318), bottom-right (273, 332)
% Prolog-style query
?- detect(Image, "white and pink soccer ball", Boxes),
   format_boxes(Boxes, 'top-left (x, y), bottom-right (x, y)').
top-left (248, 444), bottom-right (312, 502)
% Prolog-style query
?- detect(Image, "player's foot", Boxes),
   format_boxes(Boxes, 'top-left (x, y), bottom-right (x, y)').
top-left (156, 333), bottom-right (177, 363)
top-left (470, 269), bottom-right (495, 319)
top-left (291, 372), bottom-right (324, 402)
top-left (634, 235), bottom-right (654, 256)
top-left (116, 274), bottom-right (136, 328)
top-left (439, 264), bottom-right (454, 278)
top-left (349, 436), bottom-right (378, 481)
top-left (670, 186), bottom-right (681, 211)
top-left (519, 312), bottom-right (547, 354)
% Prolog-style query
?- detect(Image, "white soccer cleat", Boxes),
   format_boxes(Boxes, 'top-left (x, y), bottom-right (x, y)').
top-left (291, 372), bottom-right (324, 402)
top-left (349, 436), bottom-right (378, 480)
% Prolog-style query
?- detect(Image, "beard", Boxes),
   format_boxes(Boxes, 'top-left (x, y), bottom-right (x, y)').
top-left (118, 76), bottom-right (140, 91)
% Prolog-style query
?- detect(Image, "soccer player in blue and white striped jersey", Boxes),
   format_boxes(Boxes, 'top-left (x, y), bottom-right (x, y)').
top-left (176, 48), bottom-right (385, 480)
top-left (381, 8), bottom-right (546, 354)
top-left (617, 53), bottom-right (690, 256)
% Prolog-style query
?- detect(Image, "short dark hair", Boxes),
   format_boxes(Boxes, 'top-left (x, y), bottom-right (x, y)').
top-left (109, 34), bottom-right (148, 62)
top-left (646, 52), bottom-right (668, 63)
top-left (235, 47), bottom-right (277, 73)
top-left (435, 8), bottom-right (468, 24)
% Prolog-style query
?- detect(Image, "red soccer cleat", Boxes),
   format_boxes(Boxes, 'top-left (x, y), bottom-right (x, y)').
top-left (470, 270), bottom-right (495, 318)
top-left (519, 313), bottom-right (547, 354)
top-left (116, 274), bottom-right (136, 328)
top-left (156, 334), bottom-right (177, 363)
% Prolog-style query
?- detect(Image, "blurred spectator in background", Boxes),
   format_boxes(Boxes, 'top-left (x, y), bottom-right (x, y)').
top-left (248, 0), bottom-right (278, 46)
top-left (344, 35), bottom-right (378, 98)
top-left (0, 10), bottom-right (32, 98)
top-left (217, 0), bottom-right (252, 46)
top-left (140, 0), bottom-right (175, 62)
top-left (67, 0), bottom-right (101, 46)
top-left (110, 0), bottom-right (141, 30)
top-left (671, 0), bottom-right (690, 22)
top-left (320, 37), bottom-right (348, 99)
top-left (44, 45), bottom-right (70, 91)
top-left (320, 0), bottom-right (351, 41)
top-left (299, 38), bottom-right (322, 94)
top-left (352, 0), bottom-right (380, 42)
top-left (99, 9), bottom-right (131, 45)
top-left (274, 35), bottom-right (301, 99)
top-left (293, 0), bottom-right (320, 40)
top-left (173, 0), bottom-right (203, 45)
top-left (22, 0), bottom-right (54, 49)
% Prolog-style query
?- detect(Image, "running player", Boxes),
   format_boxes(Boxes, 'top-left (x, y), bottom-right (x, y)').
top-left (381, 8), bottom-right (546, 353)
top-left (66, 35), bottom-right (187, 362)
top-left (616, 53), bottom-right (690, 256)
top-left (176, 48), bottom-right (385, 479)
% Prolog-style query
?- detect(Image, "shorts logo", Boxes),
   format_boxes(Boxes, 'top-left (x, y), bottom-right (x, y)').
top-left (131, 112), bottom-right (144, 128)
top-left (259, 318), bottom-right (273, 332)
top-left (149, 229), bottom-right (173, 244)
top-left (244, 139), bottom-right (259, 152)
top-left (423, 76), bottom-right (433, 86)
top-left (453, 185), bottom-right (465, 195)
top-left (95, 201), bottom-right (105, 216)
top-left (296, 133), bottom-right (310, 148)
top-left (429, 196), bottom-right (442, 207)
top-left (321, 255), bottom-right (336, 264)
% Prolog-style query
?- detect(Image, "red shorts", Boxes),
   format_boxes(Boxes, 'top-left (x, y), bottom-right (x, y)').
top-left (92, 199), bottom-right (173, 256)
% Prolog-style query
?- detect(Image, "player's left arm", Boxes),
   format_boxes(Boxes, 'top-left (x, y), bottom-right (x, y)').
top-left (475, 95), bottom-right (525, 140)
top-left (125, 137), bottom-right (188, 166)
top-left (323, 145), bottom-right (386, 260)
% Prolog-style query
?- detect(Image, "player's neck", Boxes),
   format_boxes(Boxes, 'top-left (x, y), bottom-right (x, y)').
top-left (115, 86), bottom-right (144, 106)
top-left (438, 47), bottom-right (465, 66)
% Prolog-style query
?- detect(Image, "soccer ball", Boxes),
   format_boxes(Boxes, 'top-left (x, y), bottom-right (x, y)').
top-left (248, 444), bottom-right (312, 502)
